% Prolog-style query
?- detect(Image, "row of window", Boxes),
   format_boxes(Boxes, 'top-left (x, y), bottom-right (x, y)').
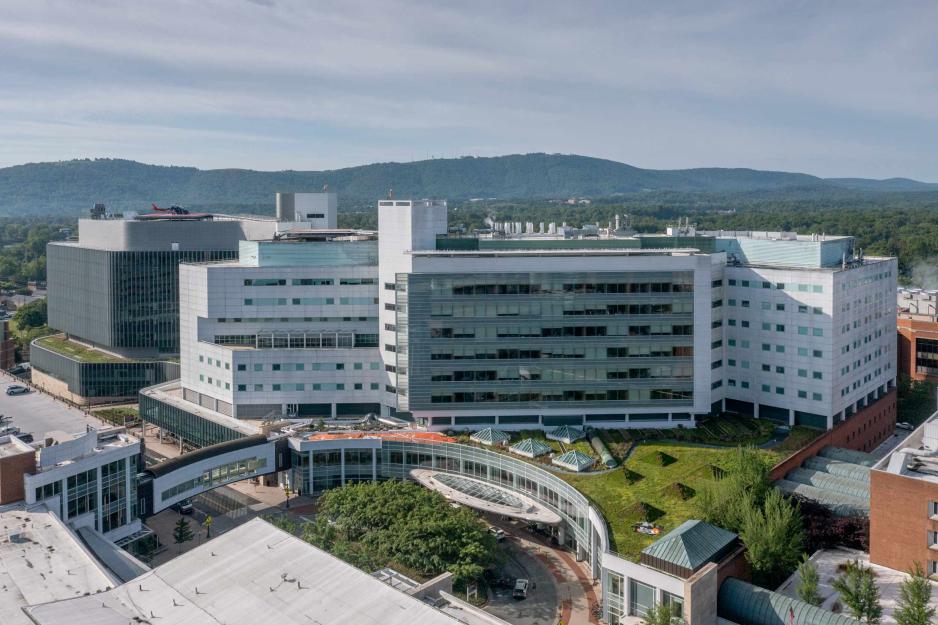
top-left (429, 324), bottom-right (694, 339)
top-left (429, 345), bottom-right (695, 360)
top-left (444, 281), bottom-right (694, 296)
top-left (237, 382), bottom-right (380, 392)
top-left (429, 388), bottom-right (693, 404)
top-left (726, 340), bottom-right (824, 358)
top-left (243, 297), bottom-right (379, 306)
top-left (429, 301), bottom-right (694, 318)
top-left (428, 365), bottom-right (693, 382)
top-left (212, 332), bottom-right (379, 349)
top-left (217, 316), bottom-right (377, 323)
top-left (727, 300), bottom-right (824, 314)
top-left (243, 277), bottom-right (376, 286)
top-left (161, 457), bottom-right (268, 500)
top-left (727, 278), bottom-right (824, 293)
top-left (235, 361), bottom-right (381, 372)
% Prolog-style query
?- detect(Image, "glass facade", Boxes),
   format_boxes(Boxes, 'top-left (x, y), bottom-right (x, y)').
top-left (101, 459), bottom-right (128, 533)
top-left (140, 391), bottom-right (245, 448)
top-left (398, 272), bottom-right (695, 412)
top-left (47, 244), bottom-right (237, 354)
top-left (629, 578), bottom-right (656, 617)
top-left (32, 342), bottom-right (180, 398)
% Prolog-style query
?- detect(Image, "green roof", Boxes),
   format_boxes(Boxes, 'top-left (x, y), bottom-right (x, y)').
top-left (552, 450), bottom-right (594, 471)
top-left (547, 425), bottom-right (585, 443)
top-left (470, 428), bottom-right (510, 446)
top-left (34, 335), bottom-right (125, 363)
top-left (641, 520), bottom-right (737, 571)
top-left (509, 438), bottom-right (553, 458)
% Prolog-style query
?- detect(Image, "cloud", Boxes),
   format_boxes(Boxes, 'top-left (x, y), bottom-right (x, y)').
top-left (0, 0), bottom-right (935, 177)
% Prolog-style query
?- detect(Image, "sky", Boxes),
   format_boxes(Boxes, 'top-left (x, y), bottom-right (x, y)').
top-left (0, 0), bottom-right (936, 180)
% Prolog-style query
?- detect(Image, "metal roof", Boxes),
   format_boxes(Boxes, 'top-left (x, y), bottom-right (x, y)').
top-left (641, 520), bottom-right (737, 571)
top-left (818, 446), bottom-right (876, 468)
top-left (718, 578), bottom-right (863, 625)
top-left (776, 447), bottom-right (872, 517)
top-left (24, 517), bottom-right (483, 625)
top-left (0, 506), bottom-right (115, 625)
top-left (509, 438), bottom-right (553, 458)
top-left (552, 450), bottom-right (594, 471)
top-left (546, 425), bottom-right (585, 443)
top-left (470, 428), bottom-right (510, 446)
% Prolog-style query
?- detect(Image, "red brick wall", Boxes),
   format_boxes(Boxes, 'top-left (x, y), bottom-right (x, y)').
top-left (0, 451), bottom-right (36, 504)
top-left (897, 317), bottom-right (938, 382)
top-left (716, 545), bottom-right (751, 585)
top-left (770, 389), bottom-right (897, 480)
top-left (869, 468), bottom-right (938, 572)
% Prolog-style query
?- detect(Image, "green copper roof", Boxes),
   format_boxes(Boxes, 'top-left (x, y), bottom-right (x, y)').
top-left (470, 428), bottom-right (510, 446)
top-left (546, 425), bottom-right (585, 443)
top-left (509, 438), bottom-right (553, 458)
top-left (641, 520), bottom-right (737, 570)
top-left (719, 578), bottom-right (862, 625)
top-left (552, 450), bottom-right (594, 471)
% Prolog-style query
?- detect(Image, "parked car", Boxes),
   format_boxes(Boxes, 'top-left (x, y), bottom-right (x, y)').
top-left (16, 433), bottom-right (33, 443)
top-left (173, 499), bottom-right (194, 514)
top-left (896, 421), bottom-right (915, 431)
top-left (488, 527), bottom-right (507, 542)
top-left (0, 425), bottom-right (21, 436)
top-left (5, 385), bottom-right (29, 395)
top-left (512, 579), bottom-right (529, 600)
top-left (8, 363), bottom-right (30, 375)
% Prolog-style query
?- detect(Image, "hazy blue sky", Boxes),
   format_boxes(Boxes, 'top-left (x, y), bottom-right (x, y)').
top-left (1, 1), bottom-right (936, 179)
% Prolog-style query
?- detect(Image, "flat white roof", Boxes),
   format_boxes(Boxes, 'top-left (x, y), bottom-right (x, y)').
top-left (0, 506), bottom-right (115, 625)
top-left (140, 381), bottom-right (261, 437)
top-left (409, 247), bottom-right (701, 257)
top-left (25, 517), bottom-right (478, 625)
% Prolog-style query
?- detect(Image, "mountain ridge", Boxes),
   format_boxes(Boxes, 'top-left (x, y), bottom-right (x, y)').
top-left (0, 153), bottom-right (935, 215)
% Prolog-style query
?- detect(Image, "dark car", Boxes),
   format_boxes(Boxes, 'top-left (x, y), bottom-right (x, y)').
top-left (16, 433), bottom-right (33, 443)
top-left (173, 499), bottom-right (194, 514)
top-left (5, 385), bottom-right (29, 395)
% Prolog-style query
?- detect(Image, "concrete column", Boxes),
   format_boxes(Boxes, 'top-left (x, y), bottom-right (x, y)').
top-left (331, 403), bottom-right (337, 418)
top-left (754, 403), bottom-right (760, 419)
top-left (340, 450), bottom-right (346, 486)
top-left (372, 448), bottom-right (377, 482)
top-left (668, 412), bottom-right (673, 423)
top-left (95, 466), bottom-right (103, 532)
top-left (721, 398), bottom-right (726, 412)
top-left (124, 457), bottom-right (133, 524)
top-left (788, 408), bottom-right (795, 427)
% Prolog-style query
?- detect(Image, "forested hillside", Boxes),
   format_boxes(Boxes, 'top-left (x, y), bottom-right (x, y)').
top-left (0, 154), bottom-right (934, 216)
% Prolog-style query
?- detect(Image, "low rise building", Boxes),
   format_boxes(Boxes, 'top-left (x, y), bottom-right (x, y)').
top-left (897, 288), bottom-right (938, 382)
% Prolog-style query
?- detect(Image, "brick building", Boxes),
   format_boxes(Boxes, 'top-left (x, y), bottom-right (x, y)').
top-left (897, 288), bottom-right (938, 382)
top-left (869, 411), bottom-right (938, 574)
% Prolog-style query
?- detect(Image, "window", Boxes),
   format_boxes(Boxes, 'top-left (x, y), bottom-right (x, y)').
top-left (742, 300), bottom-right (750, 308)
top-left (761, 384), bottom-right (770, 392)
top-left (798, 369), bottom-right (808, 378)
top-left (254, 384), bottom-right (263, 391)
top-left (762, 343), bottom-right (770, 352)
top-left (776, 324), bottom-right (785, 332)
top-left (812, 392), bottom-right (823, 401)
top-left (775, 345), bottom-right (784, 353)
top-left (237, 384), bottom-right (246, 391)
top-left (741, 381), bottom-right (750, 389)
top-left (813, 328), bottom-right (823, 337)
top-left (762, 322), bottom-right (771, 331)
top-left (761, 301), bottom-right (771, 310)
top-left (798, 305), bottom-right (808, 313)
top-left (762, 364), bottom-right (771, 372)
top-left (776, 303), bottom-right (785, 311)
top-left (237, 364), bottom-right (246, 371)
top-left (813, 349), bottom-right (823, 358)
top-left (798, 390), bottom-right (808, 398)
top-left (813, 371), bottom-right (823, 380)
top-left (370, 383), bottom-right (380, 390)
top-left (629, 579), bottom-right (656, 617)
top-left (776, 387), bottom-right (785, 395)
top-left (798, 327), bottom-right (808, 335)
top-left (253, 364), bottom-right (263, 371)
top-left (775, 366), bottom-right (785, 374)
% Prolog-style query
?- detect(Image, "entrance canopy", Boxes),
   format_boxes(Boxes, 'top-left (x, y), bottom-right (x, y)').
top-left (409, 469), bottom-right (562, 525)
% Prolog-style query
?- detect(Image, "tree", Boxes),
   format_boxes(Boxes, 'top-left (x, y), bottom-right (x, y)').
top-left (796, 554), bottom-right (822, 606)
top-left (697, 446), bottom-right (770, 532)
top-left (832, 560), bottom-right (882, 624)
top-left (738, 489), bottom-right (805, 587)
top-left (173, 518), bottom-right (194, 552)
top-left (894, 563), bottom-right (935, 625)
top-left (12, 298), bottom-right (46, 330)
top-left (642, 603), bottom-right (674, 625)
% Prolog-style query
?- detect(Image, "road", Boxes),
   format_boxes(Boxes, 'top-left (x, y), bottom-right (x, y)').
top-left (486, 534), bottom-right (560, 625)
top-left (0, 371), bottom-right (104, 438)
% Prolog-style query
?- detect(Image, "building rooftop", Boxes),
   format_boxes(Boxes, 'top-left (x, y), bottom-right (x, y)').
top-left (24, 517), bottom-right (484, 625)
top-left (640, 520), bottom-right (737, 572)
top-left (874, 410), bottom-right (938, 483)
top-left (0, 434), bottom-right (34, 458)
top-left (34, 429), bottom-right (138, 473)
top-left (410, 247), bottom-right (702, 258)
top-left (0, 505), bottom-right (115, 625)
top-left (140, 381), bottom-right (262, 438)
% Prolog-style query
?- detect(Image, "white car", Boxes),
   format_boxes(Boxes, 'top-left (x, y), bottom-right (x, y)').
top-left (896, 421), bottom-right (914, 431)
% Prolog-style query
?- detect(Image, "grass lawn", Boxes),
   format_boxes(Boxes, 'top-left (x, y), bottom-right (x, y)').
top-left (94, 407), bottom-right (141, 427)
top-left (36, 335), bottom-right (123, 363)
top-left (558, 427), bottom-right (821, 561)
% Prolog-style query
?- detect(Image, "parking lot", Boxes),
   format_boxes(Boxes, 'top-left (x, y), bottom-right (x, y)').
top-left (0, 371), bottom-right (104, 439)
